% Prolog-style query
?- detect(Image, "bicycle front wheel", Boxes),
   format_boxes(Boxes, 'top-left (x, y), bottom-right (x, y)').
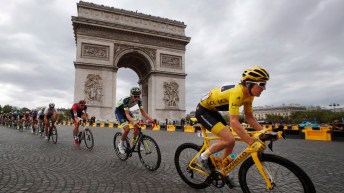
top-left (138, 135), bottom-right (161, 171)
top-left (84, 128), bottom-right (94, 150)
top-left (51, 126), bottom-right (58, 144)
top-left (174, 143), bottom-right (210, 189)
top-left (239, 153), bottom-right (316, 193)
top-left (113, 132), bottom-right (129, 161)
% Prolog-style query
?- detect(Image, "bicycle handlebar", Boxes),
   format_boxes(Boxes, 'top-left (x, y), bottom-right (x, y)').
top-left (251, 127), bottom-right (285, 142)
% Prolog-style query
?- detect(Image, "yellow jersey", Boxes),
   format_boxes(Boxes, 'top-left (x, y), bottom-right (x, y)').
top-left (199, 84), bottom-right (254, 115)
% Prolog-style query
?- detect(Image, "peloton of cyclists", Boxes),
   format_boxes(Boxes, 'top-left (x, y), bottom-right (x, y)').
top-left (70, 99), bottom-right (89, 146)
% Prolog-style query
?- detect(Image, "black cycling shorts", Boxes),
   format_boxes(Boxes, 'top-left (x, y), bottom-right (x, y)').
top-left (195, 103), bottom-right (228, 134)
top-left (70, 110), bottom-right (84, 120)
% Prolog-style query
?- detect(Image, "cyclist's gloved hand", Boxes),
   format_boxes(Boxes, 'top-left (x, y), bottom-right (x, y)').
top-left (249, 139), bottom-right (266, 151)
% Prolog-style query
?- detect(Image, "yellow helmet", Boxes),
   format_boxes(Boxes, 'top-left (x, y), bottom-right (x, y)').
top-left (242, 66), bottom-right (270, 81)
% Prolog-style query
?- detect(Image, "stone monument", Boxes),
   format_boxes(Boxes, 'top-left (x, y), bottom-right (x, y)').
top-left (72, 1), bottom-right (191, 122)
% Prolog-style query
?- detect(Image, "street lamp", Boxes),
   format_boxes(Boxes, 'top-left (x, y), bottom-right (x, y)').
top-left (329, 103), bottom-right (340, 113)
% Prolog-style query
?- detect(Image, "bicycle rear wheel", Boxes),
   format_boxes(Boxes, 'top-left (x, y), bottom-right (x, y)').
top-left (138, 135), bottom-right (161, 171)
top-left (84, 128), bottom-right (94, 150)
top-left (239, 153), bottom-right (316, 193)
top-left (113, 132), bottom-right (129, 161)
top-left (174, 143), bottom-right (210, 189)
top-left (51, 126), bottom-right (58, 144)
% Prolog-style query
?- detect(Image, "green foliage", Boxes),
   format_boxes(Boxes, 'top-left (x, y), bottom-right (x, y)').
top-left (64, 110), bottom-right (71, 121)
top-left (265, 114), bottom-right (285, 124)
top-left (2, 105), bottom-right (13, 113)
top-left (21, 107), bottom-right (31, 113)
top-left (287, 110), bottom-right (343, 124)
top-left (256, 109), bottom-right (344, 124)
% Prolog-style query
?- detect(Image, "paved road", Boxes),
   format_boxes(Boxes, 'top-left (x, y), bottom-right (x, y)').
top-left (0, 125), bottom-right (343, 193)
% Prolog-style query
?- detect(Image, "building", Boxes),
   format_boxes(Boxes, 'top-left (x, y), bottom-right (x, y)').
top-left (252, 104), bottom-right (306, 120)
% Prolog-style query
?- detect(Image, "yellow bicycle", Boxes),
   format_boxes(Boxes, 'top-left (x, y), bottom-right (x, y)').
top-left (174, 118), bottom-right (315, 192)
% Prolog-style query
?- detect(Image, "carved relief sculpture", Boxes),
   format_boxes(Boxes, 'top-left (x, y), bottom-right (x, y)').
top-left (161, 54), bottom-right (181, 69)
top-left (163, 81), bottom-right (179, 107)
top-left (81, 43), bottom-right (109, 60)
top-left (84, 74), bottom-right (103, 103)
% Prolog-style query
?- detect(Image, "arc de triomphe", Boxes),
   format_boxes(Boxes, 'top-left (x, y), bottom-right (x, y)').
top-left (72, 1), bottom-right (191, 122)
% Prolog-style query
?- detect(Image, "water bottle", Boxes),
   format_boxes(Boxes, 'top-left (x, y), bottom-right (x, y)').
top-left (213, 152), bottom-right (222, 167)
top-left (222, 153), bottom-right (235, 167)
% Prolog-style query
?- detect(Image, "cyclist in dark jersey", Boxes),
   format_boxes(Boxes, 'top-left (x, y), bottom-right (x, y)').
top-left (44, 103), bottom-right (59, 139)
top-left (30, 110), bottom-right (38, 133)
top-left (115, 87), bottom-right (155, 154)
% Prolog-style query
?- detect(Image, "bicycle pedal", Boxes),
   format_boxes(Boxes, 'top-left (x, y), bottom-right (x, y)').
top-left (224, 176), bottom-right (240, 189)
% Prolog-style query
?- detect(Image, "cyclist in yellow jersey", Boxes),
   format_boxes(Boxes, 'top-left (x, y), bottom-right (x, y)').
top-left (195, 66), bottom-right (269, 172)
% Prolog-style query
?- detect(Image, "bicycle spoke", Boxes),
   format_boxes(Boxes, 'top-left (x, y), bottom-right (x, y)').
top-left (138, 135), bottom-right (161, 171)
top-left (113, 132), bottom-right (129, 161)
top-left (239, 154), bottom-right (315, 193)
top-left (174, 143), bottom-right (210, 189)
top-left (84, 128), bottom-right (94, 150)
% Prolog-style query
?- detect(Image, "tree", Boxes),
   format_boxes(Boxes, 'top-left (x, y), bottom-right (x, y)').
top-left (289, 109), bottom-right (344, 124)
top-left (3, 105), bottom-right (13, 113)
top-left (64, 110), bottom-right (71, 121)
top-left (265, 114), bottom-right (284, 124)
top-left (21, 107), bottom-right (30, 113)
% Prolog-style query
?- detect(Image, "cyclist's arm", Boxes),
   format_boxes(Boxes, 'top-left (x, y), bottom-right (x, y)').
top-left (44, 114), bottom-right (48, 123)
top-left (85, 113), bottom-right (90, 120)
top-left (139, 108), bottom-right (154, 122)
top-left (245, 112), bottom-right (263, 131)
top-left (73, 110), bottom-right (79, 123)
top-left (55, 112), bottom-right (59, 122)
top-left (230, 114), bottom-right (254, 145)
top-left (124, 109), bottom-right (137, 126)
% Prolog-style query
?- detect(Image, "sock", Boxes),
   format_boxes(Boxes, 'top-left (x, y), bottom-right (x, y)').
top-left (201, 149), bottom-right (212, 160)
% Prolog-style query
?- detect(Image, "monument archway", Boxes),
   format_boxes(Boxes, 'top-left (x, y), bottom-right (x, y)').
top-left (72, 1), bottom-right (191, 122)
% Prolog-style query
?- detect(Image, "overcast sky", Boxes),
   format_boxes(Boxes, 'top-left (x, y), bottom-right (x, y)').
top-left (1, 0), bottom-right (343, 113)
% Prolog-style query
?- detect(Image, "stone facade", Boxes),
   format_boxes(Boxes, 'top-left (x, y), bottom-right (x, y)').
top-left (72, 1), bottom-right (190, 122)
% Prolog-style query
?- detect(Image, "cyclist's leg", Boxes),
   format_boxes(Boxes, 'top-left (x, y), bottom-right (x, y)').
top-left (115, 110), bottom-right (131, 154)
top-left (71, 110), bottom-right (79, 140)
top-left (195, 104), bottom-right (235, 159)
top-left (44, 115), bottom-right (50, 136)
top-left (121, 125), bottom-right (130, 141)
top-left (115, 109), bottom-right (132, 141)
top-left (38, 115), bottom-right (44, 132)
top-left (212, 126), bottom-right (235, 159)
top-left (51, 114), bottom-right (56, 127)
top-left (31, 117), bottom-right (35, 130)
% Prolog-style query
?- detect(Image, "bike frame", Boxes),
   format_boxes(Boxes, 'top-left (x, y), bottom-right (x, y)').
top-left (128, 127), bottom-right (150, 153)
top-left (190, 126), bottom-right (278, 190)
top-left (77, 118), bottom-right (91, 142)
top-left (48, 119), bottom-right (56, 133)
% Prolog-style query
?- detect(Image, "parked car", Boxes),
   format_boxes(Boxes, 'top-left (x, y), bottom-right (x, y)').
top-left (298, 121), bottom-right (320, 129)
